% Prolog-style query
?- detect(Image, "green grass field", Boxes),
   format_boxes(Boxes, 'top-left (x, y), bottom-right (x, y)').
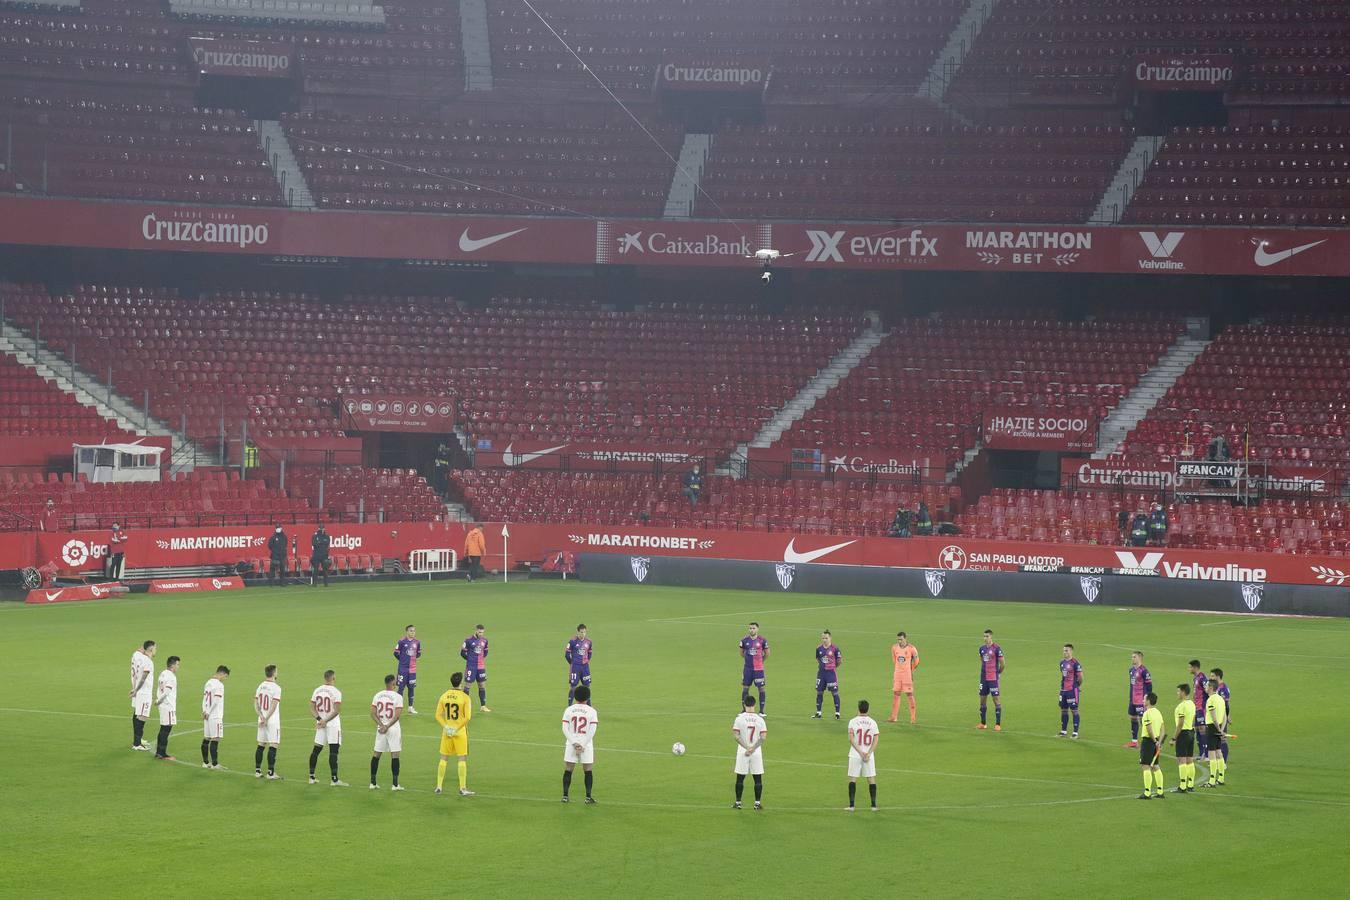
top-left (2, 581), bottom-right (1347, 898)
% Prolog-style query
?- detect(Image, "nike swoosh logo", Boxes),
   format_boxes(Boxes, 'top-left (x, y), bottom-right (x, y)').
top-left (458, 227), bottom-right (527, 253)
top-left (1253, 239), bottom-right (1326, 267)
top-left (783, 538), bottom-right (857, 564)
top-left (45, 591), bottom-right (62, 601)
top-left (502, 442), bottom-right (568, 466)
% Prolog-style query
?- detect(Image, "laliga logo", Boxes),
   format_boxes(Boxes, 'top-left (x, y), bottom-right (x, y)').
top-left (330, 535), bottom-right (363, 550)
top-left (90, 585), bottom-right (107, 598)
top-left (61, 539), bottom-right (91, 567)
top-left (938, 545), bottom-right (967, 570)
top-left (212, 578), bottom-right (225, 590)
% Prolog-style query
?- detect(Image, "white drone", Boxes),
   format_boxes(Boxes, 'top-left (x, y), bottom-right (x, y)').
top-left (746, 248), bottom-right (795, 283)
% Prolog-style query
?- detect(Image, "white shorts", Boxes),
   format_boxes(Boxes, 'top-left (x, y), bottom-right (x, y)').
top-left (133, 693), bottom-right (152, 718)
top-left (314, 722), bottom-right (342, 746)
top-left (159, 708), bottom-right (176, 727)
top-left (733, 748), bottom-right (764, 776)
top-left (204, 717), bottom-right (224, 740)
top-left (374, 723), bottom-right (402, 754)
top-left (847, 752), bottom-right (876, 779)
top-left (257, 719), bottom-right (281, 745)
top-left (563, 742), bottom-right (595, 765)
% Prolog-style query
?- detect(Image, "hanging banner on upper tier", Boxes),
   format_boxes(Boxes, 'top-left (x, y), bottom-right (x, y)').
top-left (0, 196), bottom-right (1347, 277)
top-left (1130, 55), bottom-right (1237, 91)
top-left (188, 37), bottom-right (297, 80)
top-left (474, 440), bottom-right (709, 473)
top-left (342, 395), bottom-right (456, 433)
top-left (983, 409), bottom-right (1096, 452)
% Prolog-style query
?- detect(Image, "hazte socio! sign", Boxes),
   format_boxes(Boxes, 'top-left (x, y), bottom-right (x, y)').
top-left (984, 410), bottom-right (1096, 452)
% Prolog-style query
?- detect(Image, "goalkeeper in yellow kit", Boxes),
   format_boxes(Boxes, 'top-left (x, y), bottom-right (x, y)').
top-left (435, 671), bottom-right (474, 796)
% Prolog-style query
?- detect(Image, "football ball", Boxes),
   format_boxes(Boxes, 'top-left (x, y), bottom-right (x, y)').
top-left (671, 742), bottom-right (686, 756)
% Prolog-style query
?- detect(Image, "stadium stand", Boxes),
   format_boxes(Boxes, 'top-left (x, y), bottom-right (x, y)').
top-left (169, 0), bottom-right (386, 27)
top-left (1125, 125), bottom-right (1350, 227)
top-left (698, 123), bottom-right (1135, 222)
top-left (778, 317), bottom-right (1183, 469)
top-left (0, 96), bottom-right (281, 206)
top-left (0, 285), bottom-right (860, 452)
top-left (284, 465), bottom-right (444, 523)
top-left (0, 350), bottom-right (131, 437)
top-left (489, 0), bottom-right (964, 99)
top-left (451, 469), bottom-right (950, 536)
top-left (1110, 321), bottom-right (1350, 469)
top-left (283, 110), bottom-right (680, 215)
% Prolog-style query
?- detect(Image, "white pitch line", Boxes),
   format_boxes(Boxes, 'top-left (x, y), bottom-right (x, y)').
top-left (1199, 617), bottom-right (1277, 627)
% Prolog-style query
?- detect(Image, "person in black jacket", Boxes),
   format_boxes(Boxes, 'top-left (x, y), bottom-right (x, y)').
top-left (1148, 503), bottom-right (1169, 547)
top-left (267, 525), bottom-right (288, 586)
top-left (915, 501), bottom-right (933, 537)
top-left (1117, 508), bottom-right (1131, 545)
top-left (310, 524), bottom-right (332, 587)
top-left (888, 506), bottom-right (912, 538)
top-left (1129, 510), bottom-right (1150, 547)
top-left (682, 465), bottom-right (704, 507)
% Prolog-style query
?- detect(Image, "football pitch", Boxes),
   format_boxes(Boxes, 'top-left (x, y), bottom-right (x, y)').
top-left (2, 580), bottom-right (1346, 898)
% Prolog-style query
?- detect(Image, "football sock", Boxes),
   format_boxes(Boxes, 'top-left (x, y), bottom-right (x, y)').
top-left (833, 691), bottom-right (841, 714)
top-left (390, 758), bottom-right (400, 786)
top-left (868, 783), bottom-right (877, 808)
top-left (370, 756), bottom-right (380, 785)
top-left (1072, 712), bottom-right (1080, 731)
top-left (478, 688), bottom-right (486, 707)
top-left (1153, 769), bottom-right (1164, 793)
top-left (752, 774), bottom-right (762, 801)
top-left (406, 685), bottom-right (415, 706)
top-left (568, 688), bottom-right (575, 704)
top-left (1221, 741), bottom-right (1229, 763)
top-left (436, 759), bottom-right (447, 790)
top-left (201, 739), bottom-right (211, 764)
top-left (132, 716), bottom-right (145, 746)
top-left (735, 774), bottom-right (745, 801)
top-left (209, 741), bottom-right (219, 766)
top-left (1196, 731), bottom-right (1207, 755)
top-left (1131, 719), bottom-right (1140, 741)
top-left (255, 745), bottom-right (265, 771)
top-left (907, 695), bottom-right (916, 721)
top-left (815, 692), bottom-right (824, 713)
top-left (741, 689), bottom-right (750, 708)
top-left (1178, 763), bottom-right (1187, 788)
top-left (584, 770), bottom-right (593, 797)
top-left (457, 760), bottom-right (467, 791)
top-left (156, 725), bottom-right (171, 756)
top-left (562, 769), bottom-right (573, 797)
top-left (891, 695), bottom-right (902, 720)
top-left (758, 688), bottom-right (766, 715)
top-left (1143, 770), bottom-right (1153, 792)
top-left (309, 745), bottom-right (322, 776)
top-left (1216, 757), bottom-right (1226, 781)
top-left (848, 782), bottom-right (856, 807)
top-left (1061, 710), bottom-right (1069, 731)
top-left (980, 705), bottom-right (987, 725)
top-left (994, 705), bottom-right (1002, 726)
top-left (328, 745), bottom-right (340, 781)
top-left (266, 746), bottom-right (277, 775)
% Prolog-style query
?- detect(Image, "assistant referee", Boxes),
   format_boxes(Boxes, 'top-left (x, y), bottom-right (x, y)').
top-left (1171, 684), bottom-right (1197, 793)
top-left (1202, 679), bottom-right (1228, 788)
top-left (1137, 692), bottom-right (1165, 800)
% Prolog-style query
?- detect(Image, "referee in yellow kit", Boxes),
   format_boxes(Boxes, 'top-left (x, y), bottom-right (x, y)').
top-left (1137, 692), bottom-right (1166, 800)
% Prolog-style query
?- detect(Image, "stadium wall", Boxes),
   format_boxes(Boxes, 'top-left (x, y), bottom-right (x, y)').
top-left (3, 522), bottom-right (1348, 590)
top-left (577, 553), bottom-right (1350, 618)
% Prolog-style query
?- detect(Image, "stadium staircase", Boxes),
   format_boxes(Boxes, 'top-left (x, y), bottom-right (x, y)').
top-left (915, 0), bottom-right (1002, 107)
top-left (663, 134), bottom-right (713, 219)
top-left (255, 121), bottom-right (315, 210)
top-left (459, 0), bottom-right (494, 91)
top-left (1092, 330), bottom-right (1211, 458)
top-left (1090, 135), bottom-right (1165, 225)
top-left (728, 319), bottom-right (887, 472)
top-left (0, 322), bottom-right (217, 473)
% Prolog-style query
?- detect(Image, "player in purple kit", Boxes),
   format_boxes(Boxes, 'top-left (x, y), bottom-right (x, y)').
top-left (1125, 650), bottom-right (1152, 748)
top-left (392, 625), bottom-right (422, 715)
top-left (812, 629), bottom-right (842, 720)
top-left (460, 624), bottom-right (491, 713)
top-left (739, 622), bottom-right (769, 717)
top-left (565, 624), bottom-right (593, 704)
top-left (1058, 643), bottom-right (1082, 739)
top-left (1189, 660), bottom-right (1209, 757)
top-left (977, 629), bottom-right (1004, 731)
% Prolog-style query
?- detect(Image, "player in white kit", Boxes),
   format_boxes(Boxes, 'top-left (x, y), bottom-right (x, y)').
top-left (200, 665), bottom-right (230, 769)
top-left (254, 664), bottom-right (283, 780)
top-left (129, 640), bottom-right (157, 751)
top-left (308, 669), bottom-right (347, 786)
top-left (153, 656), bottom-right (180, 760)
top-left (732, 695), bottom-right (767, 810)
top-left (561, 684), bottom-right (598, 804)
top-left (846, 699), bottom-right (881, 811)
top-left (369, 674), bottom-right (405, 790)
